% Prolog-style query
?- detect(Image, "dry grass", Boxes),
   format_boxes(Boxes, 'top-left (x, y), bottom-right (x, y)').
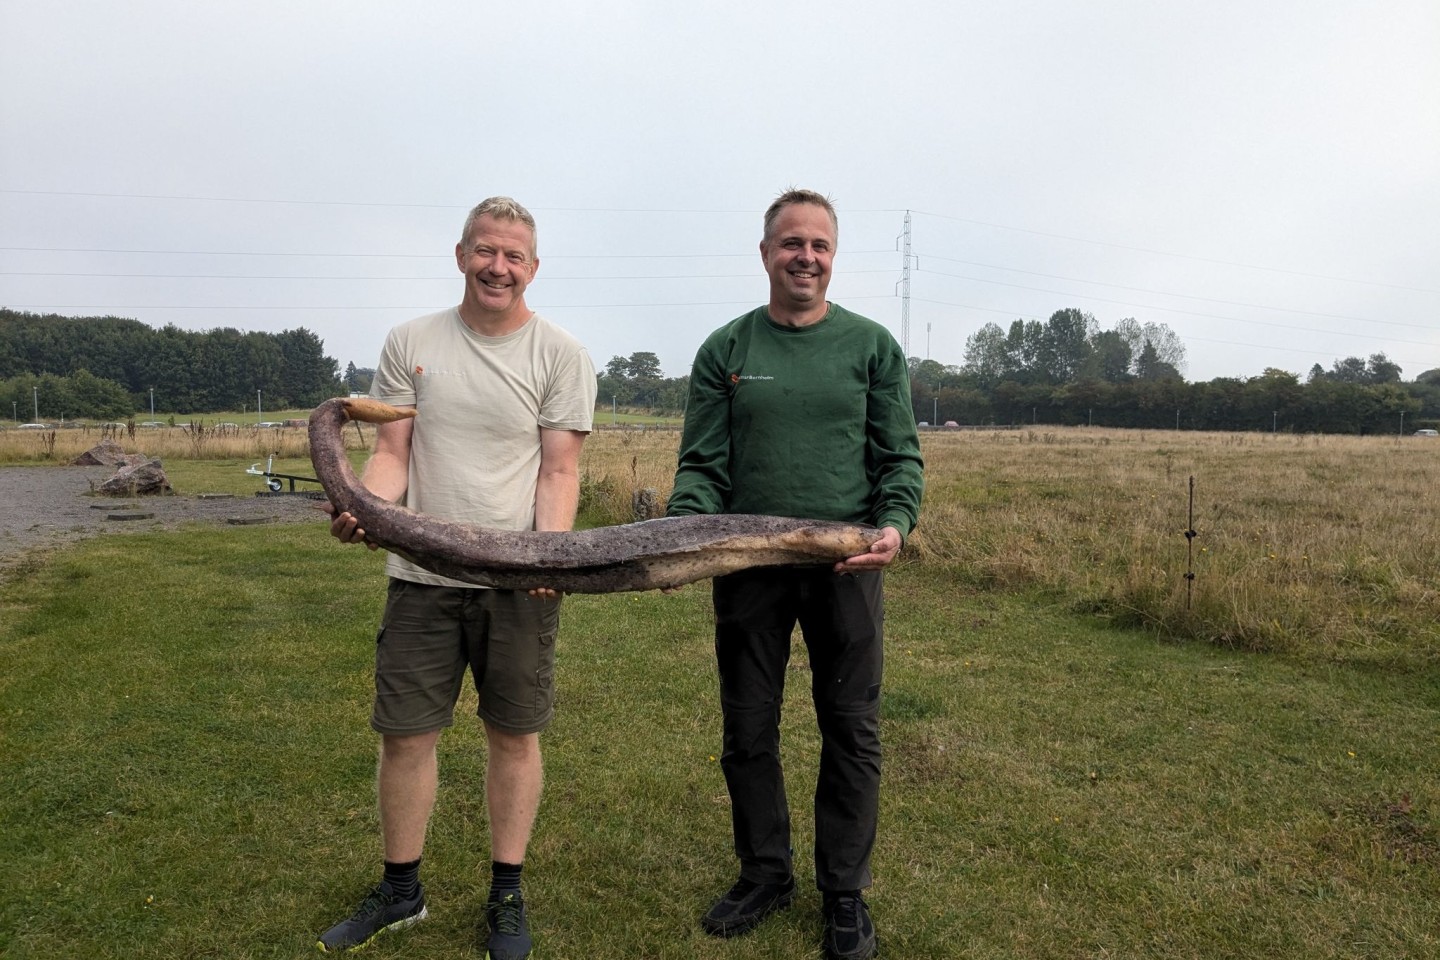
top-left (6, 421), bottom-right (1437, 664)
top-left (576, 426), bottom-right (1440, 666)
top-left (0, 422), bottom-right (324, 465)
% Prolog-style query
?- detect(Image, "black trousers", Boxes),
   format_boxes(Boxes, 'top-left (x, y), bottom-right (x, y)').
top-left (712, 566), bottom-right (884, 892)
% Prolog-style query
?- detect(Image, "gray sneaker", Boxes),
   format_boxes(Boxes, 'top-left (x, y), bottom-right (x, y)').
top-left (316, 880), bottom-right (427, 952)
top-left (485, 892), bottom-right (532, 960)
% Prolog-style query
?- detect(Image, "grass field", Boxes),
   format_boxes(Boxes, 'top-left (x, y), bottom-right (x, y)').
top-left (2, 425), bottom-right (1438, 958)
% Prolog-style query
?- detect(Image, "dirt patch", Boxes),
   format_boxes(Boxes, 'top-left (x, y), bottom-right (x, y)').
top-left (0, 465), bottom-right (326, 579)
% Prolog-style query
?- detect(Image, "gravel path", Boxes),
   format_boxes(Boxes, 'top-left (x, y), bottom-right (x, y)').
top-left (0, 465), bottom-right (325, 577)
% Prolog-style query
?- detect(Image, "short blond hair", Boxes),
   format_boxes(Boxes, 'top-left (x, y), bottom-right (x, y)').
top-left (762, 188), bottom-right (838, 243)
top-left (460, 196), bottom-right (538, 257)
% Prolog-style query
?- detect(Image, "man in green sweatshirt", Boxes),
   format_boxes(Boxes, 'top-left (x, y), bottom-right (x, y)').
top-left (666, 189), bottom-right (923, 960)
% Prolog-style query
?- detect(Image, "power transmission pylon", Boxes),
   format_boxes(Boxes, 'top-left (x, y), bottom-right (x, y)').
top-left (898, 210), bottom-right (913, 358)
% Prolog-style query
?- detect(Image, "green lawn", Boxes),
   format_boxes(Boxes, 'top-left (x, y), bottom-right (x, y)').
top-left (1, 525), bottom-right (1436, 959)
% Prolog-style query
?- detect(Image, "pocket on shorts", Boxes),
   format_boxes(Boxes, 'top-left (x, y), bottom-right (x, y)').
top-left (534, 629), bottom-right (556, 713)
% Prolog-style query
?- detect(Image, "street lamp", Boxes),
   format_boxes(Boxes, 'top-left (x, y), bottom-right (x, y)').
top-left (257, 389), bottom-right (263, 425)
top-left (150, 387), bottom-right (155, 418)
top-left (33, 386), bottom-right (39, 421)
top-left (932, 397), bottom-right (938, 424)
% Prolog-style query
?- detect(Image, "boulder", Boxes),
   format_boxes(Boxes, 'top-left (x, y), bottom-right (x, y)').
top-left (72, 440), bottom-right (132, 467)
top-left (98, 459), bottom-right (172, 497)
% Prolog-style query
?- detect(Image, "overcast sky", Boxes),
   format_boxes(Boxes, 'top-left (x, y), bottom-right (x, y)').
top-left (2, 0), bottom-right (1437, 385)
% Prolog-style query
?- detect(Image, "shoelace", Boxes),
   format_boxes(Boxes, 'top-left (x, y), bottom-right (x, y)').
top-left (351, 887), bottom-right (391, 921)
top-left (491, 895), bottom-right (524, 935)
top-left (827, 896), bottom-right (862, 928)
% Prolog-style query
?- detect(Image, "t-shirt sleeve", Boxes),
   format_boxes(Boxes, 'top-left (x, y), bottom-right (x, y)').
top-left (539, 345), bottom-right (598, 433)
top-left (369, 327), bottom-right (416, 406)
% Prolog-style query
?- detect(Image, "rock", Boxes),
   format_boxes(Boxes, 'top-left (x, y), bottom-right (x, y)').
top-left (74, 441), bottom-right (149, 468)
top-left (72, 440), bottom-right (129, 467)
top-left (97, 459), bottom-right (173, 497)
top-left (632, 487), bottom-right (663, 521)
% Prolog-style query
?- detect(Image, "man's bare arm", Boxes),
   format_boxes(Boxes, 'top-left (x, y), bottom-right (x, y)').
top-left (325, 412), bottom-right (414, 546)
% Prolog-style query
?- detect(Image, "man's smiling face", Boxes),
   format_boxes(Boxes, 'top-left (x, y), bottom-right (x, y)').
top-left (761, 202), bottom-right (836, 318)
top-left (455, 214), bottom-right (538, 320)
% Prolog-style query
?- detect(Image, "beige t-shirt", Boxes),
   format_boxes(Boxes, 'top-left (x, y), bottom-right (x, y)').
top-left (369, 307), bottom-right (597, 586)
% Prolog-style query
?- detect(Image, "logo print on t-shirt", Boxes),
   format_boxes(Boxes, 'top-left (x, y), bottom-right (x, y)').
top-left (415, 365), bottom-right (424, 375)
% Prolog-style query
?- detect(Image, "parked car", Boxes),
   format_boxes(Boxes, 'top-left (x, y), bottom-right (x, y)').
top-left (258, 421), bottom-right (285, 428)
top-left (1415, 428), bottom-right (1438, 437)
top-left (17, 422), bottom-right (51, 430)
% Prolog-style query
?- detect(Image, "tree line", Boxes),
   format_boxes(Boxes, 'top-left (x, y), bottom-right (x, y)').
top-left (0, 310), bottom-right (342, 420)
top-left (6, 309), bottom-right (1437, 434)
top-left (911, 309), bottom-right (1440, 433)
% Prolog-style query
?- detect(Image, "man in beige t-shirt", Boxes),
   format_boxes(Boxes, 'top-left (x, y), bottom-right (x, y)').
top-left (317, 197), bottom-right (597, 959)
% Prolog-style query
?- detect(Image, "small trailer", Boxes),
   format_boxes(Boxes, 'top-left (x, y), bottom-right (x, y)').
top-left (246, 455), bottom-right (324, 495)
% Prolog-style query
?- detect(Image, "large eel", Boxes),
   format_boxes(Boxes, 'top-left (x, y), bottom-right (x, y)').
top-left (308, 397), bottom-right (882, 593)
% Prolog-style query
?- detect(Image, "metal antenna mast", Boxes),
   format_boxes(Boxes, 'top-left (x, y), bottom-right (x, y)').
top-left (898, 210), bottom-right (913, 358)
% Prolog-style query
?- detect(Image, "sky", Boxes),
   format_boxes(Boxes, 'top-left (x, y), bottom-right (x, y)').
top-left (2, 0), bottom-right (1437, 385)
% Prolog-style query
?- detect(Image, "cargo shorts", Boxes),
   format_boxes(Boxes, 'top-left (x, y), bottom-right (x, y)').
top-left (371, 578), bottom-right (561, 736)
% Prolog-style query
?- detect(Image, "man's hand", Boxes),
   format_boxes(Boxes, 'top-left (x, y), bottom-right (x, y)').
top-left (528, 587), bottom-right (563, 599)
top-left (319, 501), bottom-right (380, 550)
top-left (834, 525), bottom-right (903, 573)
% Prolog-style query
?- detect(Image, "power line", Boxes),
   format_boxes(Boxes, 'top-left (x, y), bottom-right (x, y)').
top-left (0, 268), bottom-right (897, 282)
top-left (0, 188), bottom-right (903, 216)
top-left (2, 295), bottom-right (899, 311)
top-left (911, 209), bottom-right (1440, 295)
top-left (917, 265), bottom-right (1437, 335)
top-left (915, 252), bottom-right (1422, 329)
top-left (911, 289), bottom-right (1437, 348)
top-left (10, 186), bottom-right (1431, 293)
top-left (0, 244), bottom-right (898, 260)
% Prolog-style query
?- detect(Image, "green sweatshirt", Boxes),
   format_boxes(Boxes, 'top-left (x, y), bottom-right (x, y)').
top-left (667, 303), bottom-right (924, 539)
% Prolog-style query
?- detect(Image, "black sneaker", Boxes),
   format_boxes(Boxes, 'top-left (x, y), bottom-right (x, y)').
top-left (822, 892), bottom-right (877, 960)
top-left (485, 892), bottom-right (532, 960)
top-left (315, 880), bottom-right (427, 952)
top-left (700, 876), bottom-right (795, 938)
